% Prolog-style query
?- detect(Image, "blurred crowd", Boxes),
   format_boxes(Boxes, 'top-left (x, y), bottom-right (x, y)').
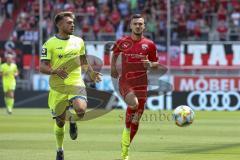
top-left (171, 0), bottom-right (240, 41)
top-left (0, 0), bottom-right (14, 19)
top-left (1, 0), bottom-right (240, 42)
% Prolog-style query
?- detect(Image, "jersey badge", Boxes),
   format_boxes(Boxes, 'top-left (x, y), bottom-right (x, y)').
top-left (141, 44), bottom-right (148, 50)
top-left (41, 48), bottom-right (47, 57)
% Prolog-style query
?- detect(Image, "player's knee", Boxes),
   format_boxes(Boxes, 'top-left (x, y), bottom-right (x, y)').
top-left (129, 100), bottom-right (139, 110)
top-left (56, 117), bottom-right (65, 128)
top-left (74, 106), bottom-right (86, 118)
top-left (125, 93), bottom-right (139, 109)
top-left (76, 109), bottom-right (85, 118)
top-left (56, 119), bottom-right (65, 128)
top-left (9, 94), bottom-right (14, 98)
top-left (5, 92), bottom-right (12, 98)
top-left (129, 105), bottom-right (137, 110)
top-left (72, 99), bottom-right (87, 118)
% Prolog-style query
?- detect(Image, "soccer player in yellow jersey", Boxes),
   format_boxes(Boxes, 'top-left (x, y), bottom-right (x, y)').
top-left (0, 54), bottom-right (19, 114)
top-left (39, 12), bottom-right (102, 160)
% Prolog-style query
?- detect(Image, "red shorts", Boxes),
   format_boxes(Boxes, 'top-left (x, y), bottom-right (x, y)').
top-left (119, 81), bottom-right (147, 100)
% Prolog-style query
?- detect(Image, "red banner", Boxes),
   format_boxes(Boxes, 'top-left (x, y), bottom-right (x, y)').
top-left (161, 42), bottom-right (240, 69)
top-left (174, 76), bottom-right (240, 91)
top-left (181, 42), bottom-right (240, 69)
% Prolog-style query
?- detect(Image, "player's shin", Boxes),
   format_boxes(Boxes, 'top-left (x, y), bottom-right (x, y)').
top-left (9, 98), bottom-right (14, 110)
top-left (4, 96), bottom-right (12, 113)
top-left (130, 99), bottom-right (145, 142)
top-left (121, 127), bottom-right (130, 159)
top-left (130, 122), bottom-right (139, 142)
top-left (130, 111), bottom-right (141, 142)
top-left (125, 107), bottom-right (136, 129)
top-left (54, 122), bottom-right (65, 151)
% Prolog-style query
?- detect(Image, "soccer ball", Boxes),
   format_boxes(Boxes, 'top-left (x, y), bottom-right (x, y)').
top-left (173, 105), bottom-right (194, 127)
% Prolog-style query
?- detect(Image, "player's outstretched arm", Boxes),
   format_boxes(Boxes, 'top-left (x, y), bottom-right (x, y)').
top-left (80, 55), bottom-right (102, 83)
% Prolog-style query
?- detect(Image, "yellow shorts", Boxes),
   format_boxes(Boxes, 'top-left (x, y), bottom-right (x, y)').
top-left (3, 82), bottom-right (16, 93)
top-left (48, 89), bottom-right (87, 118)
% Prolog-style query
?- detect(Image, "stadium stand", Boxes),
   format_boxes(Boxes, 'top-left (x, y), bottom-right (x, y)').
top-left (0, 0), bottom-right (239, 42)
top-left (0, 0), bottom-right (240, 90)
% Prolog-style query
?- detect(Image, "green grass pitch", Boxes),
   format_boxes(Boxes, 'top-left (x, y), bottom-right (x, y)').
top-left (0, 108), bottom-right (240, 160)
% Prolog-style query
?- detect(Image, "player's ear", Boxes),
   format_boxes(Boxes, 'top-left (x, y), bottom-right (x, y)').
top-left (56, 21), bottom-right (61, 29)
top-left (129, 21), bottom-right (133, 31)
top-left (142, 19), bottom-right (146, 30)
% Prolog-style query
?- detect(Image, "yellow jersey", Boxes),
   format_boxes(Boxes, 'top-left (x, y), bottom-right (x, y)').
top-left (0, 63), bottom-right (18, 84)
top-left (41, 35), bottom-right (86, 91)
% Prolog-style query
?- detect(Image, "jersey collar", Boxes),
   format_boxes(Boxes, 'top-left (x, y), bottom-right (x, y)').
top-left (55, 34), bottom-right (70, 40)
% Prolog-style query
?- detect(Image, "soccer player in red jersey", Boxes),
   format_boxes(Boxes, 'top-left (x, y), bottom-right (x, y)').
top-left (111, 14), bottom-right (159, 160)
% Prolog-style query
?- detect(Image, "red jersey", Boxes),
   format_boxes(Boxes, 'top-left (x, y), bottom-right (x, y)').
top-left (112, 36), bottom-right (158, 96)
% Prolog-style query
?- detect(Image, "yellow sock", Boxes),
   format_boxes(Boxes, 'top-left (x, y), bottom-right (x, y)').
top-left (54, 123), bottom-right (65, 150)
top-left (9, 98), bottom-right (14, 111)
top-left (121, 128), bottom-right (130, 160)
top-left (5, 97), bottom-right (12, 112)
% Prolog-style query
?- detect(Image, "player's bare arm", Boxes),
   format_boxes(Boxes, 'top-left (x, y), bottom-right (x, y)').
top-left (80, 54), bottom-right (102, 82)
top-left (14, 70), bottom-right (19, 77)
top-left (39, 60), bottom-right (68, 79)
top-left (14, 72), bottom-right (19, 77)
top-left (110, 54), bottom-right (119, 79)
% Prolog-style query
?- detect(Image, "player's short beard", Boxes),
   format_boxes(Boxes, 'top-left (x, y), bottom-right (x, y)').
top-left (133, 31), bottom-right (143, 36)
top-left (63, 31), bottom-right (73, 35)
top-left (66, 29), bottom-right (74, 35)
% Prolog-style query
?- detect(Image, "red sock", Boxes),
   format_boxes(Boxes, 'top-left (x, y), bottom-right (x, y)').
top-left (130, 121), bottom-right (139, 142)
top-left (125, 107), bottom-right (136, 129)
top-left (130, 99), bottom-right (145, 142)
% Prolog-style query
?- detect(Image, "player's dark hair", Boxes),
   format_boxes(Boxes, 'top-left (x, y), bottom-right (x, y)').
top-left (54, 11), bottom-right (75, 25)
top-left (130, 14), bottom-right (143, 21)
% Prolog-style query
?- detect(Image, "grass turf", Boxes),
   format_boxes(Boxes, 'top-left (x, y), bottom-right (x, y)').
top-left (0, 108), bottom-right (240, 160)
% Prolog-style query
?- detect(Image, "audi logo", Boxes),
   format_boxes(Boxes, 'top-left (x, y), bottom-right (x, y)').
top-left (187, 91), bottom-right (240, 111)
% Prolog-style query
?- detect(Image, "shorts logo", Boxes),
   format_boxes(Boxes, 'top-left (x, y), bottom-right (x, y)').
top-left (41, 48), bottom-right (47, 57)
top-left (58, 54), bottom-right (63, 59)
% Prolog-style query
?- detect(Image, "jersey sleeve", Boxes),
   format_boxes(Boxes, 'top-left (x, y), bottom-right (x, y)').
top-left (148, 43), bottom-right (158, 62)
top-left (112, 40), bottom-right (121, 56)
top-left (79, 39), bottom-right (86, 55)
top-left (40, 41), bottom-right (52, 60)
top-left (0, 64), bottom-right (5, 73)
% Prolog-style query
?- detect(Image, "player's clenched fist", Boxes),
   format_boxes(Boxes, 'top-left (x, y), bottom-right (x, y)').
top-left (51, 67), bottom-right (68, 79)
top-left (89, 71), bottom-right (102, 83)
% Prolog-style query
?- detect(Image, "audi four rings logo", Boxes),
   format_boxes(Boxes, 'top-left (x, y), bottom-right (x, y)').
top-left (187, 91), bottom-right (240, 111)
